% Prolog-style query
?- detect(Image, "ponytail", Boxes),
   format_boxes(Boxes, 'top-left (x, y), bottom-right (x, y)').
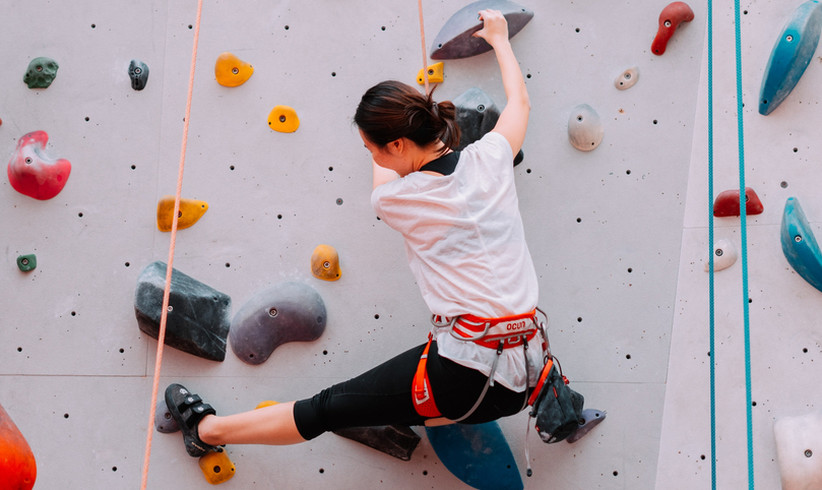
top-left (355, 80), bottom-right (460, 154)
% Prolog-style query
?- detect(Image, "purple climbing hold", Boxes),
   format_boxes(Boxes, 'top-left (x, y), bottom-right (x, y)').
top-left (230, 282), bottom-right (327, 365)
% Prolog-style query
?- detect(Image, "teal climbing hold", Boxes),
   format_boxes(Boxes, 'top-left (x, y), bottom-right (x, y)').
top-left (759, 0), bottom-right (822, 115)
top-left (781, 197), bottom-right (822, 293)
top-left (16, 255), bottom-right (36, 272)
top-left (426, 421), bottom-right (523, 490)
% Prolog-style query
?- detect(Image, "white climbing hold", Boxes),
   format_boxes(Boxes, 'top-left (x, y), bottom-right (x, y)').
top-left (567, 104), bottom-right (603, 152)
top-left (704, 239), bottom-right (737, 272)
top-left (775, 410), bottom-right (822, 490)
top-left (615, 67), bottom-right (639, 90)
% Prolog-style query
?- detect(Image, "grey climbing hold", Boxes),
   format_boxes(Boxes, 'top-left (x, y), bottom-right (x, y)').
top-left (128, 59), bottom-right (150, 90)
top-left (430, 0), bottom-right (534, 60)
top-left (154, 398), bottom-right (179, 433)
top-left (567, 104), bottom-right (604, 151)
top-left (453, 87), bottom-right (524, 165)
top-left (134, 261), bottom-right (231, 362)
top-left (24, 57), bottom-right (59, 89)
top-left (333, 425), bottom-right (421, 461)
top-left (229, 281), bottom-right (327, 365)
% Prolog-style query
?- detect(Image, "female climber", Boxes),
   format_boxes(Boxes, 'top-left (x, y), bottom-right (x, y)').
top-left (165, 8), bottom-right (543, 456)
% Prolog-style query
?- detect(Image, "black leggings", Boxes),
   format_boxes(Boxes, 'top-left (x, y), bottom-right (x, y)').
top-left (293, 340), bottom-right (530, 440)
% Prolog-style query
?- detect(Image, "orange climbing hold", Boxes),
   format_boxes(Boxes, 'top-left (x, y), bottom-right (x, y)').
top-left (198, 449), bottom-right (235, 485)
top-left (214, 52), bottom-right (253, 87)
top-left (0, 403), bottom-right (36, 490)
top-left (417, 62), bottom-right (445, 85)
top-left (156, 196), bottom-right (209, 232)
top-left (268, 106), bottom-right (300, 133)
top-left (311, 244), bottom-right (341, 281)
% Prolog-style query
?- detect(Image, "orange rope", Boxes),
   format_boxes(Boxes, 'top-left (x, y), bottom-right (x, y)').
top-left (417, 0), bottom-right (430, 94)
top-left (140, 0), bottom-right (204, 487)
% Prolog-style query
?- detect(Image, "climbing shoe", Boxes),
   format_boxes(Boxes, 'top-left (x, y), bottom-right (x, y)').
top-left (164, 383), bottom-right (219, 457)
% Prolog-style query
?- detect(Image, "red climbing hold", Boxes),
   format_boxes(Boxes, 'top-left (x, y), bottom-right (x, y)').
top-left (651, 2), bottom-right (694, 55)
top-left (0, 403), bottom-right (37, 490)
top-left (713, 187), bottom-right (764, 217)
top-left (7, 131), bottom-right (71, 200)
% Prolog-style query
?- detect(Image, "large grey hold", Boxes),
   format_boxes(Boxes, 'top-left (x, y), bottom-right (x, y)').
top-left (230, 281), bottom-right (327, 365)
top-left (430, 0), bottom-right (534, 60)
top-left (134, 261), bottom-right (231, 362)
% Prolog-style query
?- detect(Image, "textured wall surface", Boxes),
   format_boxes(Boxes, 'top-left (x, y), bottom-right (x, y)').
top-left (2, 0), bottom-right (812, 488)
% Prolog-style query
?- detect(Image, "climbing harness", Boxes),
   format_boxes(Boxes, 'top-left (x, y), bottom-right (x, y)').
top-left (412, 309), bottom-right (541, 420)
top-left (140, 0), bottom-right (204, 487)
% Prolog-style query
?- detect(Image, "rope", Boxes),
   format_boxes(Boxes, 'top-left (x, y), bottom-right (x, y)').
top-left (140, 0), bottom-right (204, 487)
top-left (732, 0), bottom-right (755, 486)
top-left (417, 0), bottom-right (430, 94)
top-left (706, 0), bottom-right (717, 488)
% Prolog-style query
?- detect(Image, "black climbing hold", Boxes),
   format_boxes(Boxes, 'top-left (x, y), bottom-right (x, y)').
top-left (134, 261), bottom-right (231, 362)
top-left (333, 425), bottom-right (421, 461)
top-left (229, 281), bottom-right (327, 365)
top-left (453, 87), bottom-right (524, 166)
top-left (128, 59), bottom-right (150, 90)
top-left (16, 254), bottom-right (37, 272)
top-left (154, 397), bottom-right (179, 433)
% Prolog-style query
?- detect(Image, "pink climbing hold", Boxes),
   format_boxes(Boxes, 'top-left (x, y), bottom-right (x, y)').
top-left (651, 2), bottom-right (694, 55)
top-left (7, 130), bottom-right (71, 200)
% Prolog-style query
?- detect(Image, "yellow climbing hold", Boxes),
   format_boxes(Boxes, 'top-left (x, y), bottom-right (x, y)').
top-left (198, 449), bottom-right (236, 485)
top-left (311, 244), bottom-right (341, 281)
top-left (417, 62), bottom-right (444, 85)
top-left (255, 400), bottom-right (279, 409)
top-left (268, 106), bottom-right (300, 133)
top-left (214, 52), bottom-right (254, 87)
top-left (156, 196), bottom-right (209, 232)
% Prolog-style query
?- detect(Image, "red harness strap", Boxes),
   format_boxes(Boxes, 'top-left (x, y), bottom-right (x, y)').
top-left (412, 310), bottom-right (540, 418)
top-left (412, 334), bottom-right (442, 417)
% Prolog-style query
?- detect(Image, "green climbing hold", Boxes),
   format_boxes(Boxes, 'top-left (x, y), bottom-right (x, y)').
top-left (16, 254), bottom-right (36, 272)
top-left (23, 57), bottom-right (59, 89)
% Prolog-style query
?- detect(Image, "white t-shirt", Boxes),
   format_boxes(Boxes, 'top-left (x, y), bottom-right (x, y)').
top-left (371, 131), bottom-right (541, 391)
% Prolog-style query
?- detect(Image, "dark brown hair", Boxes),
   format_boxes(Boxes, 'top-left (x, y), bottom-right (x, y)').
top-left (354, 80), bottom-right (460, 154)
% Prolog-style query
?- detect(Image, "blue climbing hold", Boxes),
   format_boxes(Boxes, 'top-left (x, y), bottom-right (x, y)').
top-left (781, 197), bottom-right (822, 293)
top-left (759, 0), bottom-right (822, 115)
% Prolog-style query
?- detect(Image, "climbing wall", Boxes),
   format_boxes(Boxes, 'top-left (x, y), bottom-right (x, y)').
top-left (3, 0), bottom-right (805, 488)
